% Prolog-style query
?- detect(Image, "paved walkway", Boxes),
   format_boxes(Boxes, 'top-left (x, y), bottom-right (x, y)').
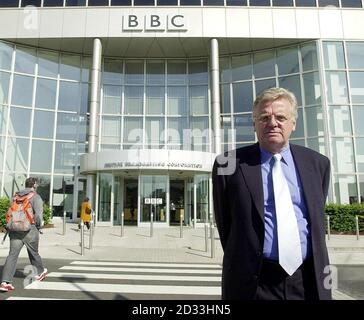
top-left (1, 222), bottom-right (363, 265)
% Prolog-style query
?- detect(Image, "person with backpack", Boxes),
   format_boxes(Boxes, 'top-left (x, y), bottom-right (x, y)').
top-left (0, 177), bottom-right (48, 292)
top-left (79, 197), bottom-right (92, 230)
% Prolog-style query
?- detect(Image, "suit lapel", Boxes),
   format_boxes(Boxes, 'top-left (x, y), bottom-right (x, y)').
top-left (238, 143), bottom-right (265, 223)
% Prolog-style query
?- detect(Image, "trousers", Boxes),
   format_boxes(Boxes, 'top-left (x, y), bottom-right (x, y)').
top-left (255, 258), bottom-right (319, 300)
top-left (1, 225), bottom-right (45, 283)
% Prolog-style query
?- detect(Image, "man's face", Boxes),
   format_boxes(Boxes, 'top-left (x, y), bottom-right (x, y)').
top-left (254, 97), bottom-right (296, 154)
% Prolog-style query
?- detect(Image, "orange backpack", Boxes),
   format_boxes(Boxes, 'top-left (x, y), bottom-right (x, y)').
top-left (6, 192), bottom-right (35, 232)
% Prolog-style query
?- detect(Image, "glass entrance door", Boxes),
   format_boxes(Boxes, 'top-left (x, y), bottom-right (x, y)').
top-left (124, 179), bottom-right (138, 225)
top-left (140, 175), bottom-right (167, 225)
top-left (170, 180), bottom-right (185, 225)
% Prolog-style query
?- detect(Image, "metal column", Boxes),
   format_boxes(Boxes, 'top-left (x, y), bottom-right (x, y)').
top-left (86, 38), bottom-right (102, 211)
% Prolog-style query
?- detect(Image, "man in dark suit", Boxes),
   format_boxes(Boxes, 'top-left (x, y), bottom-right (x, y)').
top-left (212, 87), bottom-right (331, 300)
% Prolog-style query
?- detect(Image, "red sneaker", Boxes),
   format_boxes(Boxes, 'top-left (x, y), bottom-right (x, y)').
top-left (0, 282), bottom-right (15, 292)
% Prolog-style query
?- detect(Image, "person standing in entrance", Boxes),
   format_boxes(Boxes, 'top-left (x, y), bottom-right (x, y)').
top-left (212, 87), bottom-right (331, 300)
top-left (0, 177), bottom-right (48, 292)
top-left (80, 197), bottom-right (92, 230)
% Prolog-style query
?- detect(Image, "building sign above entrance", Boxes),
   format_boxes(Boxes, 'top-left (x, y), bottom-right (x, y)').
top-left (123, 14), bottom-right (187, 32)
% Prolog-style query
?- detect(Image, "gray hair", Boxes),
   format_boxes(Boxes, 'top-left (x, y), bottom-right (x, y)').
top-left (252, 87), bottom-right (298, 121)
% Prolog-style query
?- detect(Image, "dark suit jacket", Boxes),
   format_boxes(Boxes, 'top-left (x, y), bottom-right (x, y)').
top-left (212, 143), bottom-right (331, 300)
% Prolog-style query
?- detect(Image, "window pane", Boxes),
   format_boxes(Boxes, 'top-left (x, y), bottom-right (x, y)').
top-left (295, 0), bottom-right (316, 6)
top-left (323, 42), bottom-right (345, 69)
top-left (60, 53), bottom-right (81, 81)
top-left (30, 140), bottom-right (53, 173)
top-left (318, 0), bottom-right (339, 7)
top-left (0, 0), bottom-right (20, 8)
top-left (334, 175), bottom-right (358, 204)
top-left (355, 138), bottom-right (364, 172)
top-left (277, 46), bottom-right (299, 75)
top-left (329, 106), bottom-right (352, 136)
top-left (305, 106), bottom-right (324, 137)
top-left (21, 0), bottom-right (41, 6)
top-left (9, 107), bottom-right (31, 137)
top-left (54, 142), bottom-right (76, 174)
top-left (146, 86), bottom-right (164, 115)
top-left (58, 81), bottom-right (80, 112)
top-left (189, 60), bottom-right (208, 85)
top-left (303, 72), bottom-right (321, 105)
top-left (346, 42), bottom-right (364, 69)
top-left (232, 55), bottom-right (251, 81)
top-left (0, 42), bottom-right (13, 71)
top-left (167, 86), bottom-right (186, 115)
top-left (221, 84), bottom-right (231, 114)
top-left (278, 74), bottom-right (302, 106)
top-left (307, 137), bottom-right (326, 155)
top-left (33, 110), bottom-right (54, 139)
top-left (341, 0), bottom-right (362, 7)
top-left (349, 72), bottom-right (364, 104)
top-left (301, 42), bottom-right (318, 72)
top-left (43, 0), bottom-right (64, 6)
top-left (0, 106), bottom-right (8, 135)
top-left (15, 47), bottom-right (36, 74)
top-left (253, 51), bottom-right (275, 79)
top-left (190, 86), bottom-right (208, 114)
top-left (272, 0), bottom-right (293, 5)
top-left (35, 78), bottom-right (57, 110)
top-left (167, 61), bottom-right (186, 85)
top-left (56, 113), bottom-right (78, 140)
top-left (0, 71), bottom-right (10, 104)
top-left (326, 71), bottom-right (348, 104)
top-left (233, 82), bottom-right (253, 113)
top-left (147, 61), bottom-right (165, 85)
top-left (12, 74), bottom-right (33, 107)
top-left (234, 115), bottom-right (255, 142)
top-left (250, 0), bottom-right (270, 5)
top-left (103, 85), bottom-right (121, 114)
top-left (291, 108), bottom-right (304, 138)
top-left (5, 137), bottom-right (29, 172)
top-left (124, 86), bottom-right (143, 114)
top-left (66, 0), bottom-right (86, 5)
top-left (353, 106), bottom-right (364, 135)
top-left (146, 117), bottom-right (165, 145)
top-left (220, 57), bottom-right (230, 83)
top-left (103, 59), bottom-right (123, 85)
top-left (88, 0), bottom-right (109, 5)
top-left (101, 117), bottom-right (121, 144)
top-left (167, 117), bottom-right (187, 144)
top-left (38, 50), bottom-right (59, 78)
top-left (82, 56), bottom-right (92, 82)
top-left (332, 137), bottom-right (355, 172)
top-left (255, 78), bottom-right (276, 97)
top-left (125, 61), bottom-right (144, 85)
top-left (80, 83), bottom-right (90, 115)
top-left (124, 117), bottom-right (143, 144)
top-left (180, 0), bottom-right (200, 5)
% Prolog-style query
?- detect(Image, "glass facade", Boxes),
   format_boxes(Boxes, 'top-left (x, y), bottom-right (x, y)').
top-left (2, 38), bottom-right (364, 225)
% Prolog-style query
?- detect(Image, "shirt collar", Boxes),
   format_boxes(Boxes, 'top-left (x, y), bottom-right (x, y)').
top-left (259, 143), bottom-right (290, 165)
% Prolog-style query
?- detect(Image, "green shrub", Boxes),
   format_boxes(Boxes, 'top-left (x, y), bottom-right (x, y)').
top-left (43, 203), bottom-right (52, 225)
top-left (325, 203), bottom-right (364, 233)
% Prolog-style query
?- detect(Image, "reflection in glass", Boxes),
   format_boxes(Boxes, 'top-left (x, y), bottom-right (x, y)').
top-left (220, 57), bottom-right (231, 83)
top-left (146, 61), bottom-right (165, 85)
top-left (3, 173), bottom-right (27, 199)
top-left (329, 106), bottom-right (352, 136)
top-left (99, 173), bottom-right (112, 222)
top-left (101, 116), bottom-right (121, 144)
top-left (276, 46), bottom-right (299, 75)
top-left (305, 107), bottom-right (324, 137)
top-left (146, 117), bottom-right (165, 146)
top-left (125, 61), bottom-right (144, 85)
top-left (349, 72), bottom-right (364, 104)
top-left (38, 50), bottom-right (59, 78)
top-left (5, 137), bottom-right (29, 172)
top-left (0, 106), bottom-right (8, 135)
top-left (0, 71), bottom-right (10, 104)
top-left (56, 113), bottom-right (78, 141)
top-left (54, 142), bottom-right (76, 174)
top-left (255, 78), bottom-right (276, 97)
top-left (232, 55), bottom-right (251, 81)
top-left (36, 78), bottom-right (57, 110)
top-left (189, 60), bottom-right (208, 85)
top-left (0, 42), bottom-right (13, 71)
top-left (124, 117), bottom-right (143, 144)
top-left (124, 86), bottom-right (143, 114)
top-left (334, 175), bottom-right (358, 204)
top-left (146, 86), bottom-right (164, 115)
top-left (58, 81), bottom-right (80, 112)
top-left (290, 108), bottom-right (304, 139)
top-left (355, 138), bottom-right (364, 172)
top-left (15, 47), bottom-right (36, 74)
top-left (167, 117), bottom-right (187, 145)
top-left (52, 175), bottom-right (74, 218)
top-left (33, 110), bottom-right (55, 139)
top-left (234, 115), bottom-right (255, 142)
top-left (303, 72), bottom-right (321, 105)
top-left (60, 53), bottom-right (81, 81)
top-left (352, 106), bottom-right (364, 135)
top-left (307, 137), bottom-right (326, 155)
top-left (323, 42), bottom-right (345, 69)
top-left (190, 86), bottom-right (208, 114)
top-left (103, 59), bottom-right (123, 85)
top-left (167, 61), bottom-right (186, 85)
top-left (278, 74), bottom-right (302, 106)
top-left (103, 85), bottom-right (121, 114)
top-left (221, 84), bottom-right (231, 114)
top-left (167, 86), bottom-right (186, 115)
top-left (332, 137), bottom-right (355, 172)
top-left (253, 51), bottom-right (275, 79)
top-left (326, 71), bottom-right (348, 104)
top-left (346, 42), bottom-right (364, 69)
top-left (301, 42), bottom-right (318, 72)
top-left (9, 107), bottom-right (31, 137)
top-left (30, 140), bottom-right (53, 172)
top-left (233, 82), bottom-right (253, 113)
top-left (12, 74), bottom-right (34, 107)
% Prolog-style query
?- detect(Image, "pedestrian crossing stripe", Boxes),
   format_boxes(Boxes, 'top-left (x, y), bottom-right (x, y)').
top-left (60, 266), bottom-right (222, 274)
top-left (46, 271), bottom-right (221, 282)
top-left (70, 261), bottom-right (222, 269)
top-left (25, 281), bottom-right (220, 295)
